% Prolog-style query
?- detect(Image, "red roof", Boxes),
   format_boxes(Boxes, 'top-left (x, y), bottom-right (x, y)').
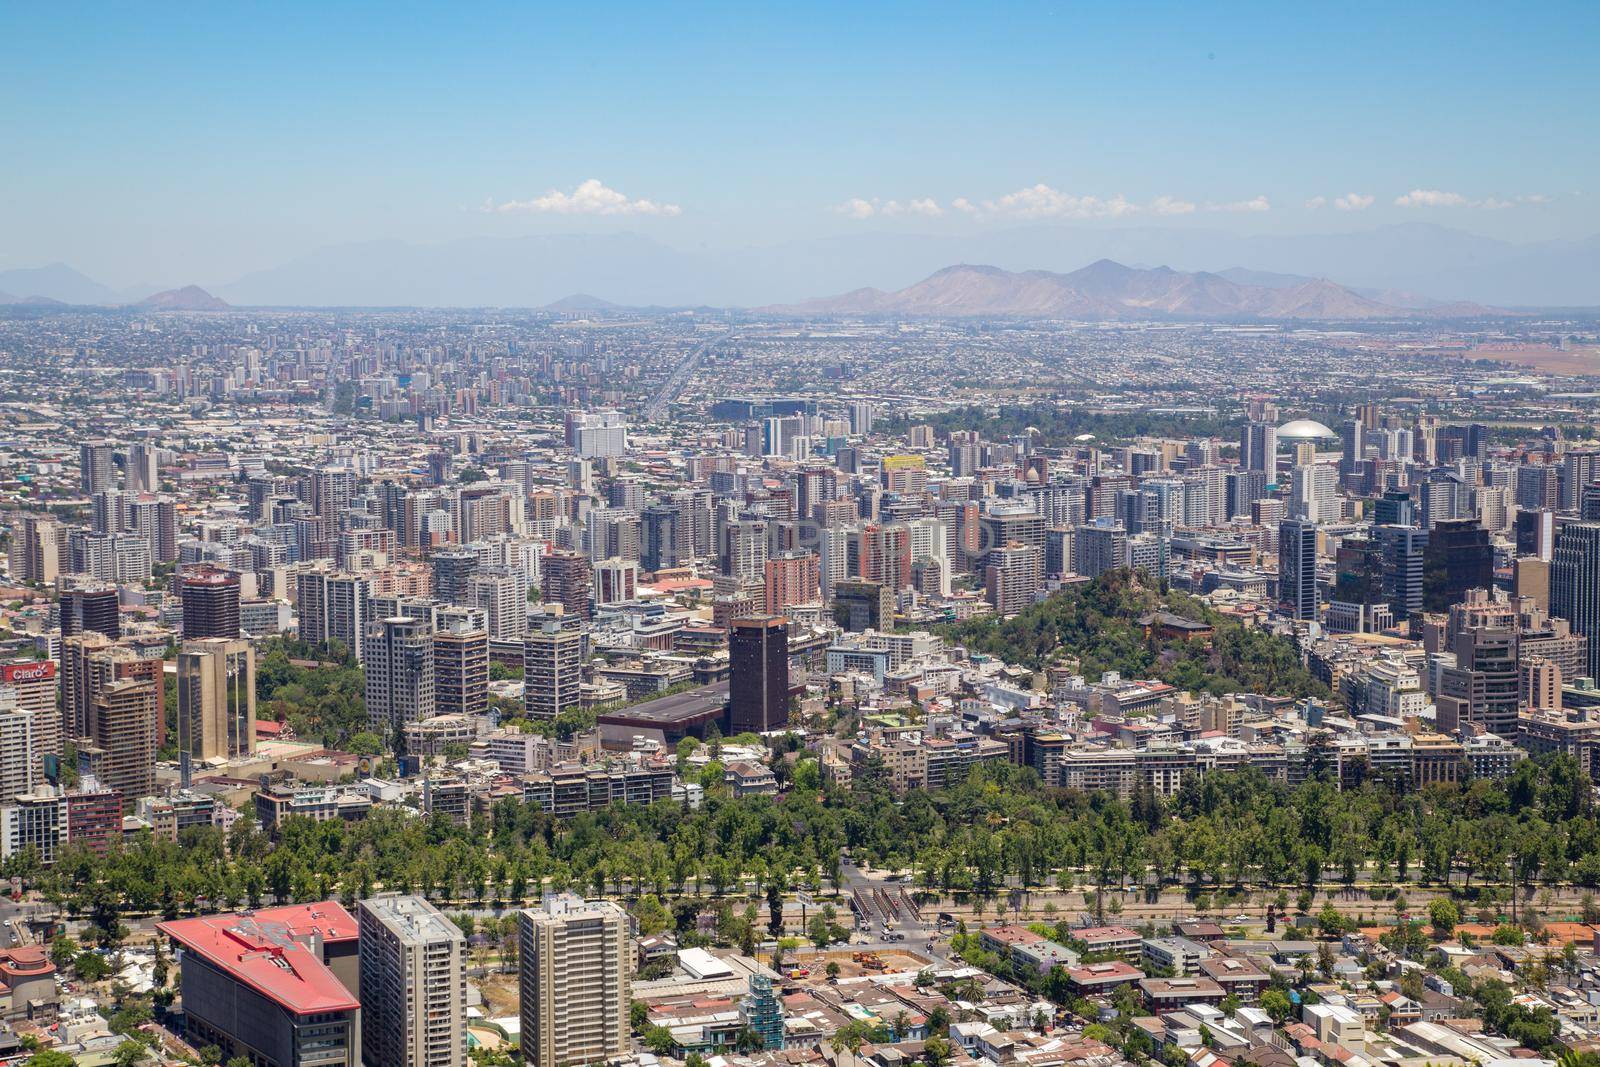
top-left (158, 902), bottom-right (358, 1015)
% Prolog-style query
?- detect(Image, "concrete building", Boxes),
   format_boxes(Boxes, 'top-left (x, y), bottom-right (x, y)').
top-left (729, 616), bottom-right (789, 733)
top-left (357, 894), bottom-right (466, 1067)
top-left (524, 617), bottom-right (583, 720)
top-left (177, 638), bottom-right (257, 762)
top-left (363, 617), bottom-right (435, 733)
top-left (519, 895), bottom-right (629, 1067)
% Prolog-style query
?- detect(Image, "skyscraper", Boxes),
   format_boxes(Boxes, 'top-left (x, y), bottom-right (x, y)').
top-left (432, 619), bottom-right (489, 720)
top-left (1240, 422), bottom-right (1277, 475)
top-left (1553, 522), bottom-right (1600, 682)
top-left (89, 677), bottom-right (158, 802)
top-left (523, 617), bottom-right (582, 720)
top-left (179, 566), bottom-right (242, 639)
top-left (79, 439), bottom-right (116, 496)
top-left (363, 617), bottom-right (435, 732)
top-left (358, 894), bottom-right (467, 1067)
top-left (1278, 519), bottom-right (1318, 621)
top-left (61, 582), bottom-right (121, 638)
top-left (519, 895), bottom-right (629, 1067)
top-left (1422, 518), bottom-right (1493, 613)
top-left (541, 551), bottom-right (593, 621)
top-left (177, 638), bottom-right (256, 762)
top-left (729, 616), bottom-right (789, 733)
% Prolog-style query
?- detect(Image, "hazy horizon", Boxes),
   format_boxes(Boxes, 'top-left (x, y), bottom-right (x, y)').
top-left (5, 1), bottom-right (1598, 303)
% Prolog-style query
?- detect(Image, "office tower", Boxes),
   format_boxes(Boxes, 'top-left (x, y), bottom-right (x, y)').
top-left (177, 638), bottom-right (257, 762)
top-left (1515, 509), bottom-right (1555, 562)
top-left (1074, 522), bottom-right (1128, 579)
top-left (8, 515), bottom-right (63, 584)
top-left (1436, 619), bottom-right (1520, 739)
top-left (90, 677), bottom-right (158, 801)
top-left (1515, 557), bottom-right (1551, 612)
top-left (1422, 518), bottom-right (1493, 612)
top-left (979, 509), bottom-right (1045, 564)
top-left (1289, 463), bottom-right (1339, 522)
top-left (1376, 524), bottom-right (1428, 622)
top-left (430, 550), bottom-right (479, 607)
top-left (593, 558), bottom-right (637, 605)
top-left (126, 441), bottom-right (159, 493)
top-left (1583, 483), bottom-right (1600, 522)
top-left (1522, 657), bottom-right (1561, 712)
top-left (0, 691), bottom-right (42, 804)
top-left (1278, 519), bottom-right (1318, 621)
top-left (1338, 420), bottom-right (1364, 480)
top-left (985, 543), bottom-right (1043, 617)
top-left (1563, 450), bottom-right (1600, 511)
top-left (159, 904), bottom-right (362, 1067)
top-left (79, 439), bottom-right (116, 495)
top-left (1553, 522), bottom-right (1600, 682)
top-left (358, 894), bottom-right (467, 1067)
top-left (519, 895), bottom-right (629, 1067)
top-left (0, 661), bottom-right (59, 781)
top-left (60, 582), bottom-right (121, 638)
top-left (432, 620), bottom-right (489, 719)
top-left (1240, 422), bottom-right (1277, 475)
top-left (363, 617), bottom-right (435, 732)
top-left (833, 580), bottom-right (892, 633)
top-left (179, 566), bottom-right (241, 639)
top-left (524, 617), bottom-right (582, 720)
top-left (640, 505), bottom-right (679, 572)
top-left (729, 616), bottom-right (789, 733)
top-left (470, 570), bottom-right (527, 641)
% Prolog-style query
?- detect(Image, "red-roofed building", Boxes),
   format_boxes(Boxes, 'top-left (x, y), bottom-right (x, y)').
top-left (159, 902), bottom-right (360, 1066)
top-left (1065, 960), bottom-right (1144, 994)
top-left (0, 946), bottom-right (56, 1023)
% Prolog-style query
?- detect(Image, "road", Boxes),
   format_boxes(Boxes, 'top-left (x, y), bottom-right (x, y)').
top-left (642, 332), bottom-right (726, 422)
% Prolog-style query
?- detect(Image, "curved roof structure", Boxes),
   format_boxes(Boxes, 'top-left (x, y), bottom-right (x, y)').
top-left (1278, 418), bottom-right (1336, 440)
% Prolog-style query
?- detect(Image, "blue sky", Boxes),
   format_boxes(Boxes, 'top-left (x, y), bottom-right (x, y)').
top-left (4, 1), bottom-right (1596, 287)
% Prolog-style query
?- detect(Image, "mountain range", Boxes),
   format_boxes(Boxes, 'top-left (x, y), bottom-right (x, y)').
top-left (1, 222), bottom-right (1595, 310)
top-left (768, 260), bottom-right (1495, 320)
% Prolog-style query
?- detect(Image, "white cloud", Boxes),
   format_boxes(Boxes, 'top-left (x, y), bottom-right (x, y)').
top-left (1304, 196), bottom-right (1327, 209)
top-left (986, 184), bottom-right (1139, 218)
top-left (1150, 195), bottom-right (1197, 216)
top-left (1334, 193), bottom-right (1375, 211)
top-left (836, 197), bottom-right (879, 219)
top-left (489, 178), bottom-right (681, 217)
top-left (1395, 187), bottom-right (1465, 207)
top-left (1206, 196), bottom-right (1271, 213)
top-left (951, 197), bottom-right (977, 214)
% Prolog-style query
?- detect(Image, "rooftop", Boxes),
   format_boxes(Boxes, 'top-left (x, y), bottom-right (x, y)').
top-left (158, 902), bottom-right (359, 1016)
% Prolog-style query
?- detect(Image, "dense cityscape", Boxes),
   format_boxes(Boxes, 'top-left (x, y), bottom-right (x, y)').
top-left (0, 300), bottom-right (1595, 1067)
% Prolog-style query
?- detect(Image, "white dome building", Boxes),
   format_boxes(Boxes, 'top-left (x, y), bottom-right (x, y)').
top-left (1277, 418), bottom-right (1336, 441)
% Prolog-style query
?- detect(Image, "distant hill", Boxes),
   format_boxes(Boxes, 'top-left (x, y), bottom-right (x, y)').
top-left (767, 260), bottom-right (1500, 320)
top-left (543, 293), bottom-right (621, 312)
top-left (138, 285), bottom-right (230, 311)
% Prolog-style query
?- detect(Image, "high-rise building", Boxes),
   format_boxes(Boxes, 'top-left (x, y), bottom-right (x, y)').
top-left (79, 439), bottom-right (117, 496)
top-left (593, 558), bottom-right (638, 606)
top-left (523, 618), bottom-right (582, 720)
top-left (177, 638), bottom-right (256, 762)
top-left (1422, 518), bottom-right (1493, 613)
top-left (0, 661), bottom-right (59, 781)
top-left (519, 895), bottom-right (629, 1067)
top-left (432, 620), bottom-right (489, 720)
top-left (470, 569), bottom-right (527, 642)
top-left (126, 441), bottom-right (159, 493)
top-left (430, 550), bottom-right (480, 607)
top-left (363, 617), bottom-right (435, 733)
top-left (763, 552), bottom-right (820, 616)
top-left (985, 543), bottom-right (1043, 617)
top-left (60, 582), bottom-right (121, 638)
top-left (833, 580), bottom-right (891, 633)
top-left (179, 566), bottom-right (241, 639)
top-left (729, 616), bottom-right (788, 733)
top-left (1240, 422), bottom-right (1278, 475)
top-left (127, 494), bottom-right (179, 563)
top-left (158, 903), bottom-right (361, 1067)
top-left (357, 894), bottom-right (467, 1067)
top-left (89, 677), bottom-right (158, 802)
top-left (1278, 519), bottom-right (1318, 621)
top-left (541, 551), bottom-right (593, 621)
top-left (8, 515), bottom-right (63, 585)
top-left (0, 691), bottom-right (43, 804)
top-left (1553, 522), bottom-right (1600, 682)
top-left (1074, 522), bottom-right (1128, 579)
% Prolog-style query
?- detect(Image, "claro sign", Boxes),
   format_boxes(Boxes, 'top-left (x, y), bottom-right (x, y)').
top-left (1, 662), bottom-right (56, 684)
